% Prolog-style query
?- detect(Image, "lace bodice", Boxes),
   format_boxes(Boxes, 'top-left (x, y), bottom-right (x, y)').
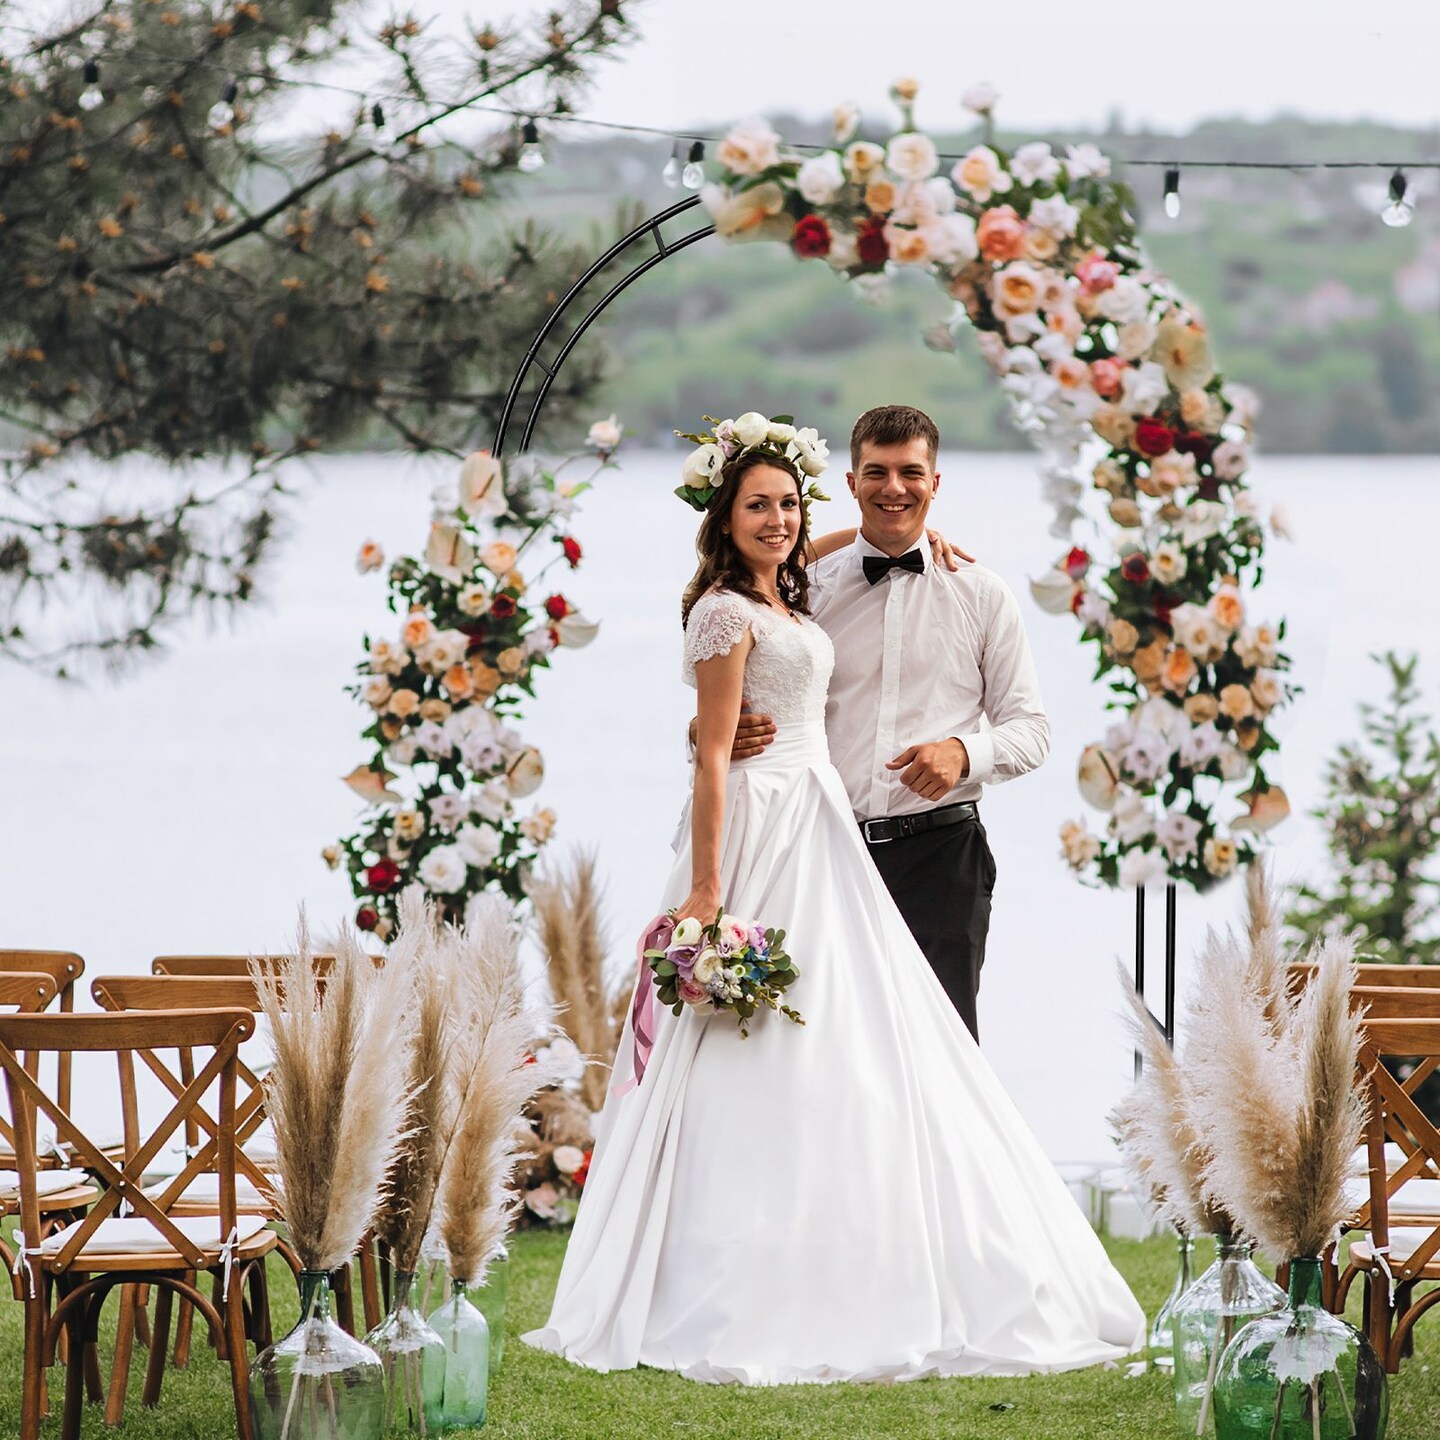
top-left (682, 589), bottom-right (833, 726)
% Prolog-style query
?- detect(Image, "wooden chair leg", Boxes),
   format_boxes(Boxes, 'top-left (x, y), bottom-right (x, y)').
top-left (332, 1261), bottom-right (356, 1336)
top-left (104, 1283), bottom-right (138, 1425)
top-left (224, 1273), bottom-right (256, 1440)
top-left (142, 1284), bottom-right (175, 1407)
top-left (19, 1285), bottom-right (46, 1440)
top-left (172, 1269), bottom-right (196, 1367)
top-left (133, 1282), bottom-right (153, 1348)
top-left (62, 1301), bottom-right (88, 1440)
top-left (358, 1236), bottom-right (382, 1333)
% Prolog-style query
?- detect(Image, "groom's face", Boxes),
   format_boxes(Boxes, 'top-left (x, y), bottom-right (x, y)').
top-left (847, 437), bottom-right (941, 556)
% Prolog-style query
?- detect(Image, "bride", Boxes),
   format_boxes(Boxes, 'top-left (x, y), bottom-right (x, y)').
top-left (522, 420), bottom-right (1145, 1385)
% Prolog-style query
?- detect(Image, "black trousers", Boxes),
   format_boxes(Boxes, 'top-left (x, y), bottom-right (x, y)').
top-left (866, 817), bottom-right (996, 1042)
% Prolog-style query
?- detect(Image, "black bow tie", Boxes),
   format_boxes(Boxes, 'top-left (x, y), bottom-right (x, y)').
top-left (862, 549), bottom-right (925, 586)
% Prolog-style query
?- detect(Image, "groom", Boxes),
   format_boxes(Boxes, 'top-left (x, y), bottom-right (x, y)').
top-left (738, 404), bottom-right (1049, 1041)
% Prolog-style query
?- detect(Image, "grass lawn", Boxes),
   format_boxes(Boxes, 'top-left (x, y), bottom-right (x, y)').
top-left (1, 1228), bottom-right (1436, 1439)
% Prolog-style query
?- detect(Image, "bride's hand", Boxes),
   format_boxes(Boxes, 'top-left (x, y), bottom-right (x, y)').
top-left (926, 528), bottom-right (975, 571)
top-left (674, 886), bottom-right (723, 930)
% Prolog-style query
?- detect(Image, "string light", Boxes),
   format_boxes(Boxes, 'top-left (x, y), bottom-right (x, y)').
top-left (1381, 167), bottom-right (1415, 227)
top-left (518, 117), bottom-right (545, 173)
top-left (682, 139), bottom-right (705, 189)
top-left (1163, 166), bottom-right (1181, 219)
top-left (78, 58), bottom-right (103, 112)
top-left (207, 78), bottom-right (238, 131)
top-left (661, 139), bottom-right (682, 188)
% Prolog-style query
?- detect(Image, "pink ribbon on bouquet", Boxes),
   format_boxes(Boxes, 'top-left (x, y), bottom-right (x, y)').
top-left (610, 913), bottom-right (673, 1096)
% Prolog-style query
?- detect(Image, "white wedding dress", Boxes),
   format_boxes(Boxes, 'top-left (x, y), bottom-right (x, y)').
top-left (522, 589), bottom-right (1145, 1384)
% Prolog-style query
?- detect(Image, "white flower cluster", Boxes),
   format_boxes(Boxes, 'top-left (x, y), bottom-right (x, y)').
top-left (677, 411), bottom-right (830, 513)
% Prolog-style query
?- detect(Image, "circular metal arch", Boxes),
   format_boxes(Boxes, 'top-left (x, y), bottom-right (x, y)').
top-left (491, 194), bottom-right (713, 457)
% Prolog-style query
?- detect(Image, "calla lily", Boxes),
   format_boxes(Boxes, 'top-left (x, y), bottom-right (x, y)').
top-left (1077, 744), bottom-right (1121, 811)
top-left (459, 450), bottom-right (506, 519)
top-left (1231, 784), bottom-right (1291, 834)
top-left (507, 747), bottom-right (545, 798)
top-left (343, 765), bottom-right (400, 805)
top-left (556, 613), bottom-right (600, 649)
top-left (424, 522), bottom-right (476, 585)
top-left (1029, 567), bottom-right (1079, 615)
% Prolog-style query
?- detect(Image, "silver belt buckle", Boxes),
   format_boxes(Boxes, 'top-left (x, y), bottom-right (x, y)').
top-left (861, 818), bottom-right (892, 844)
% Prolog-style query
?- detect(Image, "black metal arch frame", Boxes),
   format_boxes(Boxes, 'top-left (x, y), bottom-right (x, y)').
top-left (491, 193), bottom-right (1178, 1050)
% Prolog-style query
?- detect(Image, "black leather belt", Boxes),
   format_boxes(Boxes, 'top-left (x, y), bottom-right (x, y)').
top-left (859, 801), bottom-right (978, 845)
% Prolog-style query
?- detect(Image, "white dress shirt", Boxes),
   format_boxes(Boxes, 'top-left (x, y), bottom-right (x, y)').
top-left (808, 535), bottom-right (1050, 820)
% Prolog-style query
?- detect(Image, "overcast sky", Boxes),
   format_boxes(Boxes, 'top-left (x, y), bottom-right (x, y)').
top-left (435, 0), bottom-right (1440, 135)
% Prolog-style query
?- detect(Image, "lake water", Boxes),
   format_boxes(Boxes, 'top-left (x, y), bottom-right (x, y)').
top-left (5, 448), bottom-right (1436, 1162)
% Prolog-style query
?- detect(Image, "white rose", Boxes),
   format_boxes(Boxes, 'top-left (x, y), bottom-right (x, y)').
top-left (1112, 790), bottom-right (1156, 844)
top-left (766, 421), bottom-right (796, 444)
top-left (1236, 623), bottom-right (1280, 669)
top-left (1010, 141), bottom-right (1060, 188)
top-left (832, 103), bottom-right (860, 145)
top-left (552, 1144), bottom-right (586, 1177)
top-left (673, 916), bottom-right (703, 946)
top-left (961, 82), bottom-right (999, 114)
top-left (1119, 847), bottom-right (1166, 888)
top-left (456, 583), bottom-right (489, 617)
top-left (1150, 541), bottom-right (1188, 585)
top-left (1117, 320), bottom-right (1158, 361)
top-left (418, 844), bottom-right (467, 894)
top-left (923, 177), bottom-right (957, 214)
top-left (456, 822), bottom-right (502, 867)
top-left (388, 735), bottom-right (419, 766)
top-left (1121, 361), bottom-right (1169, 416)
top-left (731, 412), bottom-right (770, 447)
top-left (1202, 835), bottom-right (1239, 879)
top-left (587, 413), bottom-right (622, 451)
top-left (1211, 440), bottom-right (1250, 480)
top-left (459, 729), bottom-right (504, 772)
top-left (886, 131), bottom-right (939, 182)
top-left (1064, 143), bottom-right (1111, 180)
top-left (459, 452), bottom-right (506, 519)
top-left (415, 721), bottom-right (452, 758)
top-left (716, 118), bottom-right (780, 177)
top-left (681, 443), bottom-right (724, 488)
top-left (1099, 277), bottom-right (1150, 326)
top-left (1124, 730), bottom-right (1172, 785)
top-left (424, 629), bottom-right (470, 671)
top-left (1157, 811), bottom-right (1203, 863)
top-left (1179, 500), bottom-right (1229, 548)
top-left (471, 775), bottom-right (511, 823)
top-left (1179, 722), bottom-right (1223, 769)
top-left (692, 948), bottom-right (722, 985)
top-left (925, 212), bottom-right (978, 266)
top-left (842, 141), bottom-right (886, 185)
top-left (950, 145), bottom-right (1013, 203)
top-left (1028, 193), bottom-right (1079, 238)
top-left (430, 793), bottom-right (468, 831)
top-left (796, 151), bottom-right (845, 206)
top-left (826, 230), bottom-right (859, 270)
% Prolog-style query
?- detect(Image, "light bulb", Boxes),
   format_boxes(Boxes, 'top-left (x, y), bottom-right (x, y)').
top-left (661, 151), bottom-right (681, 188)
top-left (1163, 166), bottom-right (1180, 219)
top-left (682, 140), bottom-right (705, 189)
top-left (1381, 168), bottom-right (1414, 227)
top-left (208, 79), bottom-right (238, 131)
top-left (518, 120), bottom-right (545, 173)
top-left (78, 59), bottom-right (103, 111)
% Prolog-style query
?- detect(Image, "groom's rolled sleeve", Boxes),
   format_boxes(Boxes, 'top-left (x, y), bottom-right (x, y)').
top-left (955, 578), bottom-right (1049, 788)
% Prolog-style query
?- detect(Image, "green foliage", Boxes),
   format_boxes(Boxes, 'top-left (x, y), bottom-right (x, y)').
top-left (1288, 652), bottom-right (1440, 965)
top-left (0, 0), bottom-right (635, 674)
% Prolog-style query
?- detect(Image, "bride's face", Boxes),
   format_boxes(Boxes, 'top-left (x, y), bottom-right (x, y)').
top-left (727, 465), bottom-right (802, 579)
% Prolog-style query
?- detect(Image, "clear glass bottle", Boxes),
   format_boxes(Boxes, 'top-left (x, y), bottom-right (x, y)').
top-left (1150, 1233), bottom-right (1196, 1369)
top-left (364, 1269), bottom-right (445, 1435)
top-left (1170, 1235), bottom-right (1285, 1438)
top-left (472, 1246), bottom-right (509, 1372)
top-left (425, 1280), bottom-right (490, 1429)
top-left (1212, 1256), bottom-right (1388, 1440)
top-left (251, 1269), bottom-right (387, 1440)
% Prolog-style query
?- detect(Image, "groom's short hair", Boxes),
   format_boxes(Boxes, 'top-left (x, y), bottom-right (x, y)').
top-left (849, 405), bottom-right (940, 471)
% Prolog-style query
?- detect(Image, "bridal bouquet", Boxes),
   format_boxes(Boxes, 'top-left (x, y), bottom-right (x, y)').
top-left (642, 911), bottom-right (804, 1036)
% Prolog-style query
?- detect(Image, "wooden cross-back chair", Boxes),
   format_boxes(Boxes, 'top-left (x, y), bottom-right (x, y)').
top-left (0, 953), bottom-right (83, 1164)
top-left (0, 1009), bottom-right (277, 1440)
top-left (1288, 961), bottom-right (1440, 993)
top-left (151, 954), bottom-right (336, 978)
top-left (1336, 1017), bottom-right (1440, 1372)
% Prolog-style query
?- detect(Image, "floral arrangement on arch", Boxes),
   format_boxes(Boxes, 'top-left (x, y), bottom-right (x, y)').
top-left (326, 418), bottom-right (622, 935)
top-left (703, 83), bottom-right (1294, 892)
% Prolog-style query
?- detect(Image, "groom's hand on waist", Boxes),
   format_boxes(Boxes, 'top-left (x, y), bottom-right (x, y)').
top-left (887, 739), bottom-right (970, 802)
top-left (732, 705), bottom-right (776, 760)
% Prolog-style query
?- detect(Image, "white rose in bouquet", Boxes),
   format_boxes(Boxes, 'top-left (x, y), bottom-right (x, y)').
top-left (1112, 791), bottom-right (1156, 844)
top-left (456, 822), bottom-right (502, 867)
top-left (1028, 193), bottom-right (1079, 238)
top-left (415, 721), bottom-right (452, 758)
top-left (731, 412), bottom-right (771, 447)
top-left (681, 443), bottom-right (724, 487)
top-left (950, 145), bottom-right (1012, 202)
top-left (1010, 141), bottom-right (1061, 188)
top-left (425, 629), bottom-right (470, 671)
top-left (692, 947), bottom-right (723, 985)
top-left (586, 413), bottom-right (623, 452)
top-left (552, 1145), bottom-right (587, 1177)
top-left (961, 82), bottom-right (999, 114)
top-left (717, 118), bottom-right (781, 177)
top-left (926, 212), bottom-right (978, 266)
top-left (1119, 847), bottom-right (1166, 888)
top-left (1098, 277), bottom-right (1151, 326)
top-left (842, 141), bottom-right (886, 185)
top-left (886, 132), bottom-right (939, 182)
top-left (1157, 811), bottom-right (1203, 863)
top-left (471, 775), bottom-right (511, 823)
top-left (1065, 143), bottom-right (1110, 180)
top-left (797, 151), bottom-right (845, 206)
top-left (419, 844), bottom-right (468, 894)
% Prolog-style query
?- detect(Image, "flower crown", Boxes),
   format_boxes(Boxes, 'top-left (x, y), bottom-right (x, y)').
top-left (673, 412), bottom-right (831, 514)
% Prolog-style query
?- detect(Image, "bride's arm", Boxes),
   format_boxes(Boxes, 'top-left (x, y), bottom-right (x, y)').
top-left (676, 635), bottom-right (753, 925)
top-left (805, 528), bottom-right (858, 563)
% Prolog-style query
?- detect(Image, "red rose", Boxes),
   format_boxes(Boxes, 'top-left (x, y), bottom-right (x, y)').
top-left (1134, 417), bottom-right (1176, 457)
top-left (559, 535), bottom-right (582, 568)
top-left (791, 214), bottom-right (832, 259)
top-left (1154, 602), bottom-right (1173, 628)
top-left (545, 594), bottom-right (571, 620)
top-left (1174, 430), bottom-right (1214, 462)
top-left (1120, 552), bottom-right (1151, 584)
top-left (856, 216), bottom-right (889, 268)
top-left (573, 1149), bottom-right (592, 1187)
top-left (366, 859), bottom-right (402, 894)
top-left (491, 594), bottom-right (517, 619)
top-left (1063, 546), bottom-right (1090, 579)
top-left (356, 906), bottom-right (379, 931)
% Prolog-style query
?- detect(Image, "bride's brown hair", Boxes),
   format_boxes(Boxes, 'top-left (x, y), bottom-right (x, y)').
top-left (680, 450), bottom-right (812, 627)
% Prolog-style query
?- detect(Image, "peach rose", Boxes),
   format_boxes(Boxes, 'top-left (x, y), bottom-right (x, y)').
top-left (387, 688), bottom-right (420, 718)
top-left (1184, 692), bottom-right (1220, 725)
top-left (1179, 389), bottom-right (1225, 431)
top-left (1208, 584), bottom-right (1245, 633)
top-left (480, 541), bottom-right (517, 574)
top-left (864, 178), bottom-right (898, 214)
top-left (496, 646), bottom-right (527, 678)
top-left (442, 664), bottom-right (474, 701)
top-left (1219, 683), bottom-right (1255, 721)
top-left (951, 145), bottom-right (1013, 203)
top-left (419, 697), bottom-right (452, 723)
top-left (395, 808), bottom-right (425, 842)
top-left (1051, 356), bottom-right (1090, 390)
top-left (716, 119), bottom-right (780, 177)
top-left (1024, 228), bottom-right (1060, 262)
top-left (843, 141), bottom-right (886, 184)
top-left (1109, 497), bottom-right (1143, 528)
top-left (380, 717), bottom-right (403, 742)
top-left (1092, 404), bottom-right (1137, 450)
top-left (1131, 637), bottom-right (1168, 687)
top-left (469, 660), bottom-right (502, 696)
top-left (975, 204), bottom-right (1027, 262)
top-left (1235, 718), bottom-right (1263, 751)
top-left (1251, 670), bottom-right (1283, 710)
top-left (362, 676), bottom-right (393, 710)
top-left (1202, 836), bottom-right (1238, 878)
top-left (355, 539), bottom-right (385, 574)
top-left (401, 613), bottom-right (435, 650)
top-left (992, 261), bottom-right (1043, 319)
top-left (1161, 647), bottom-right (1198, 694)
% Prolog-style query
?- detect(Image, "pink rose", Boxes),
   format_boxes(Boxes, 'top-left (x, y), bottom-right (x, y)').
top-left (1076, 255), bottom-right (1120, 295)
top-left (1090, 357), bottom-right (1126, 399)
top-left (718, 918), bottom-right (750, 953)
top-left (677, 978), bottom-right (711, 1007)
top-left (975, 205), bottom-right (1028, 263)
